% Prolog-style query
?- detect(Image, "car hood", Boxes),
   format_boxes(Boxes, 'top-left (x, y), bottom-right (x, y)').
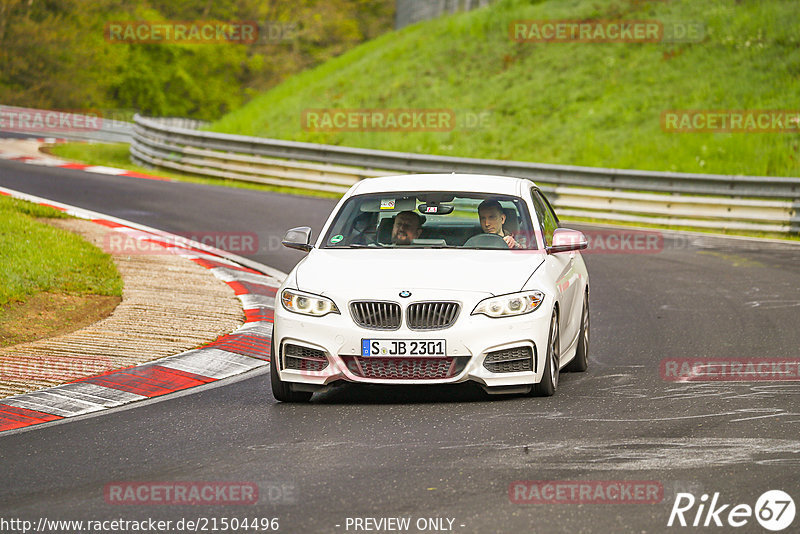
top-left (294, 249), bottom-right (544, 296)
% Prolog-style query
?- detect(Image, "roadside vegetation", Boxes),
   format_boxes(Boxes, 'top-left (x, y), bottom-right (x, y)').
top-left (19, 0), bottom-right (800, 242)
top-left (0, 196), bottom-right (123, 346)
top-left (209, 0), bottom-right (800, 178)
top-left (0, 0), bottom-right (393, 120)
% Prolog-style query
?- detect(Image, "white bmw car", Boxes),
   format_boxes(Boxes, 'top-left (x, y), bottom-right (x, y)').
top-left (271, 174), bottom-right (590, 402)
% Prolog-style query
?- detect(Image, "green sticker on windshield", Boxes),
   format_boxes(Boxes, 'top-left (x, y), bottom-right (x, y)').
top-left (330, 234), bottom-right (343, 244)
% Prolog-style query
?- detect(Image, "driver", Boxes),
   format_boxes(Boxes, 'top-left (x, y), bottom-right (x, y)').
top-left (391, 210), bottom-right (424, 245)
top-left (477, 199), bottom-right (520, 249)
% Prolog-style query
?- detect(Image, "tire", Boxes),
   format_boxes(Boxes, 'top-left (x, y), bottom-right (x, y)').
top-left (532, 311), bottom-right (560, 397)
top-left (270, 336), bottom-right (313, 403)
top-left (565, 292), bottom-right (589, 373)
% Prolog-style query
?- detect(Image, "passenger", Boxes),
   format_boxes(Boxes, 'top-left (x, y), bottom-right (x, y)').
top-left (349, 212), bottom-right (376, 245)
top-left (391, 210), bottom-right (424, 245)
top-left (477, 199), bottom-right (521, 249)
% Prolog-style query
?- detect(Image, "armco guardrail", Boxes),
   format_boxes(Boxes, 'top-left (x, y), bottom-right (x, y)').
top-left (131, 115), bottom-right (799, 233)
top-left (395, 0), bottom-right (494, 30)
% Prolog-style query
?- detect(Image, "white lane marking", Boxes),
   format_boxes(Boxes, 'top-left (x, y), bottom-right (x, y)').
top-left (234, 322), bottom-right (274, 337)
top-left (0, 366), bottom-right (268, 437)
top-left (239, 294), bottom-right (275, 310)
top-left (212, 267), bottom-right (280, 287)
top-left (745, 299), bottom-right (800, 309)
top-left (83, 166), bottom-right (127, 175)
top-left (158, 348), bottom-right (267, 380)
top-left (18, 158), bottom-right (69, 167)
top-left (1, 383), bottom-right (145, 417)
top-left (729, 408), bottom-right (800, 422)
top-left (46, 382), bottom-right (146, 405)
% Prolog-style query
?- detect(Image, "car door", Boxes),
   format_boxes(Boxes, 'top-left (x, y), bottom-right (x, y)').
top-left (531, 188), bottom-right (582, 355)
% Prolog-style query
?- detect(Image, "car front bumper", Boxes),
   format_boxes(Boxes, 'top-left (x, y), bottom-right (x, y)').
top-left (273, 294), bottom-right (553, 391)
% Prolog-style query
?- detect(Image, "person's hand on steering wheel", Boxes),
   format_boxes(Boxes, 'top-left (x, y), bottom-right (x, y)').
top-left (503, 234), bottom-right (521, 249)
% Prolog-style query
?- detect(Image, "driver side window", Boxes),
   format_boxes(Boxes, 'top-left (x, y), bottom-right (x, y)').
top-left (531, 188), bottom-right (557, 246)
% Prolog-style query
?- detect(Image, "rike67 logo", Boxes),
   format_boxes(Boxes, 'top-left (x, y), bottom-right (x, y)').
top-left (668, 490), bottom-right (795, 531)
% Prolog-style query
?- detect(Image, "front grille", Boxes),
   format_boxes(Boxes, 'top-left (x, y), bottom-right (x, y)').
top-left (350, 301), bottom-right (401, 330)
top-left (342, 356), bottom-right (467, 380)
top-left (283, 343), bottom-right (328, 372)
top-left (483, 346), bottom-right (535, 373)
top-left (406, 302), bottom-right (460, 330)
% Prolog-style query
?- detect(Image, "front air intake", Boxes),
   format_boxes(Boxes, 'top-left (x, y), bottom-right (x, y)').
top-left (483, 346), bottom-right (535, 373)
top-left (283, 343), bottom-right (328, 372)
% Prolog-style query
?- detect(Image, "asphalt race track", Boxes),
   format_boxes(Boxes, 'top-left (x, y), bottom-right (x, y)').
top-left (1, 158), bottom-right (799, 533)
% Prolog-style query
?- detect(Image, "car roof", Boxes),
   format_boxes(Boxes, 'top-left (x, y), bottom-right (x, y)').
top-left (348, 173), bottom-right (536, 197)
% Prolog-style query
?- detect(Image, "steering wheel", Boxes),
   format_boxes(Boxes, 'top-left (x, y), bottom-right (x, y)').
top-left (463, 233), bottom-right (508, 249)
top-left (348, 231), bottom-right (378, 246)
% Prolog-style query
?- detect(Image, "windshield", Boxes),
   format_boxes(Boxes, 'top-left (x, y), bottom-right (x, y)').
top-left (321, 192), bottom-right (538, 250)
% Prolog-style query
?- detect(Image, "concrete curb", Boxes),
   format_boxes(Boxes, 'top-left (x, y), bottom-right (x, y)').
top-left (0, 186), bottom-right (286, 433)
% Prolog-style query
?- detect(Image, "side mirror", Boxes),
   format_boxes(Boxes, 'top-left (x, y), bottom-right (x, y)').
top-left (282, 226), bottom-right (313, 252)
top-left (547, 228), bottom-right (588, 254)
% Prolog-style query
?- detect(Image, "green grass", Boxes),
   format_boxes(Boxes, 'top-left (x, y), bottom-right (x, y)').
top-left (49, 142), bottom-right (343, 199)
top-left (0, 196), bottom-right (123, 307)
top-left (208, 0), bottom-right (800, 178)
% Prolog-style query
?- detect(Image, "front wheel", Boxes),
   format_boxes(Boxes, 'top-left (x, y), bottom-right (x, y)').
top-left (270, 336), bottom-right (312, 403)
top-left (531, 311), bottom-right (560, 397)
top-left (565, 292), bottom-right (589, 372)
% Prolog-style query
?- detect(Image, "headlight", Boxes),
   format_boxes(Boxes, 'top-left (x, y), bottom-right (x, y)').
top-left (281, 289), bottom-right (340, 317)
top-left (471, 291), bottom-right (545, 318)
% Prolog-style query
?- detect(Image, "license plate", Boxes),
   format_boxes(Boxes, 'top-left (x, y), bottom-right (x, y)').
top-left (361, 339), bottom-right (446, 357)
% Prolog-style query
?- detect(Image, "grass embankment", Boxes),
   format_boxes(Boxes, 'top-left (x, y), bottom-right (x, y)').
top-left (0, 196), bottom-right (123, 347)
top-left (208, 0), bottom-right (800, 178)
